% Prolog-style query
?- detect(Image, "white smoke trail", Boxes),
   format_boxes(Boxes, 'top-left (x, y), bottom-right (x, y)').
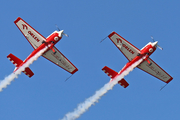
top-left (0, 46), bottom-right (48, 92)
top-left (61, 58), bottom-right (144, 120)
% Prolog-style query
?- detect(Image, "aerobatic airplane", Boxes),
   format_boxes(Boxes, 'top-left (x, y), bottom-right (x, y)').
top-left (7, 17), bottom-right (78, 77)
top-left (102, 31), bottom-right (173, 88)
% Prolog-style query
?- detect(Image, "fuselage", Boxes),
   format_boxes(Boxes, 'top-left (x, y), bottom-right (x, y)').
top-left (14, 30), bottom-right (63, 72)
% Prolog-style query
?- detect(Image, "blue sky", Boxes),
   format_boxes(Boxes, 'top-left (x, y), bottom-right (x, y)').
top-left (0, 0), bottom-right (180, 120)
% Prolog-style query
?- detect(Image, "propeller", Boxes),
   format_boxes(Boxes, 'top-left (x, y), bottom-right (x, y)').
top-left (55, 24), bottom-right (69, 37)
top-left (151, 36), bottom-right (155, 42)
top-left (151, 36), bottom-right (163, 50)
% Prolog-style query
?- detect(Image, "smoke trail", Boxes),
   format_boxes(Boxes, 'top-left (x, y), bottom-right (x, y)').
top-left (61, 58), bottom-right (144, 120)
top-left (0, 46), bottom-right (48, 92)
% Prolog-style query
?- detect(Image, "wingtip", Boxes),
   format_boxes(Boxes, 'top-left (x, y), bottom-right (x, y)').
top-left (71, 68), bottom-right (78, 74)
top-left (14, 17), bottom-right (21, 24)
top-left (108, 31), bottom-right (116, 38)
top-left (166, 77), bottom-right (173, 84)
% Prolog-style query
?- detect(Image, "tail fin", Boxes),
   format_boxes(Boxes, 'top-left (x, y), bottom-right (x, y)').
top-left (7, 53), bottom-right (34, 78)
top-left (102, 66), bottom-right (129, 88)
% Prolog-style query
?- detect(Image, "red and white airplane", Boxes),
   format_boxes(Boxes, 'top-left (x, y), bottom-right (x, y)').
top-left (7, 17), bottom-right (78, 77)
top-left (102, 31), bottom-right (173, 88)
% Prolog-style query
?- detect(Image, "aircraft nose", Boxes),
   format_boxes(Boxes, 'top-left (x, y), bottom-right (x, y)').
top-left (58, 30), bottom-right (64, 37)
top-left (152, 41), bottom-right (158, 47)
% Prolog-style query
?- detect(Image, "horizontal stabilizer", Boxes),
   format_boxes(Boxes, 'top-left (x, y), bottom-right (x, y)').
top-left (23, 67), bottom-right (34, 78)
top-left (7, 53), bottom-right (23, 67)
top-left (102, 66), bottom-right (118, 79)
top-left (7, 53), bottom-right (34, 78)
top-left (118, 78), bottom-right (129, 88)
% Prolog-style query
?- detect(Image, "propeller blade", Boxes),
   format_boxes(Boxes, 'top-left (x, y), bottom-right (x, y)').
top-left (55, 24), bottom-right (61, 31)
top-left (157, 45), bottom-right (163, 50)
top-left (151, 36), bottom-right (155, 42)
top-left (63, 33), bottom-right (69, 37)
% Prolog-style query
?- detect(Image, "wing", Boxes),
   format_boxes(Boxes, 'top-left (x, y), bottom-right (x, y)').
top-left (42, 47), bottom-right (78, 74)
top-left (108, 31), bottom-right (140, 61)
top-left (137, 58), bottom-right (173, 83)
top-left (14, 17), bottom-right (46, 49)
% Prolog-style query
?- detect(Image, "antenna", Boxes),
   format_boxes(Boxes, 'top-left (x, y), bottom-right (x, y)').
top-left (65, 74), bottom-right (74, 82)
top-left (151, 36), bottom-right (155, 42)
top-left (55, 24), bottom-right (61, 31)
top-left (160, 84), bottom-right (168, 91)
top-left (100, 36), bottom-right (108, 43)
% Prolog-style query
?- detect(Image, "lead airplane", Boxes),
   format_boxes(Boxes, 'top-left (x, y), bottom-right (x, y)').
top-left (7, 17), bottom-right (78, 77)
top-left (102, 31), bottom-right (173, 88)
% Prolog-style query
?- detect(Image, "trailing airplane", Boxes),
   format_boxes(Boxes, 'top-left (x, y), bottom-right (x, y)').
top-left (7, 17), bottom-right (78, 77)
top-left (102, 31), bottom-right (173, 88)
